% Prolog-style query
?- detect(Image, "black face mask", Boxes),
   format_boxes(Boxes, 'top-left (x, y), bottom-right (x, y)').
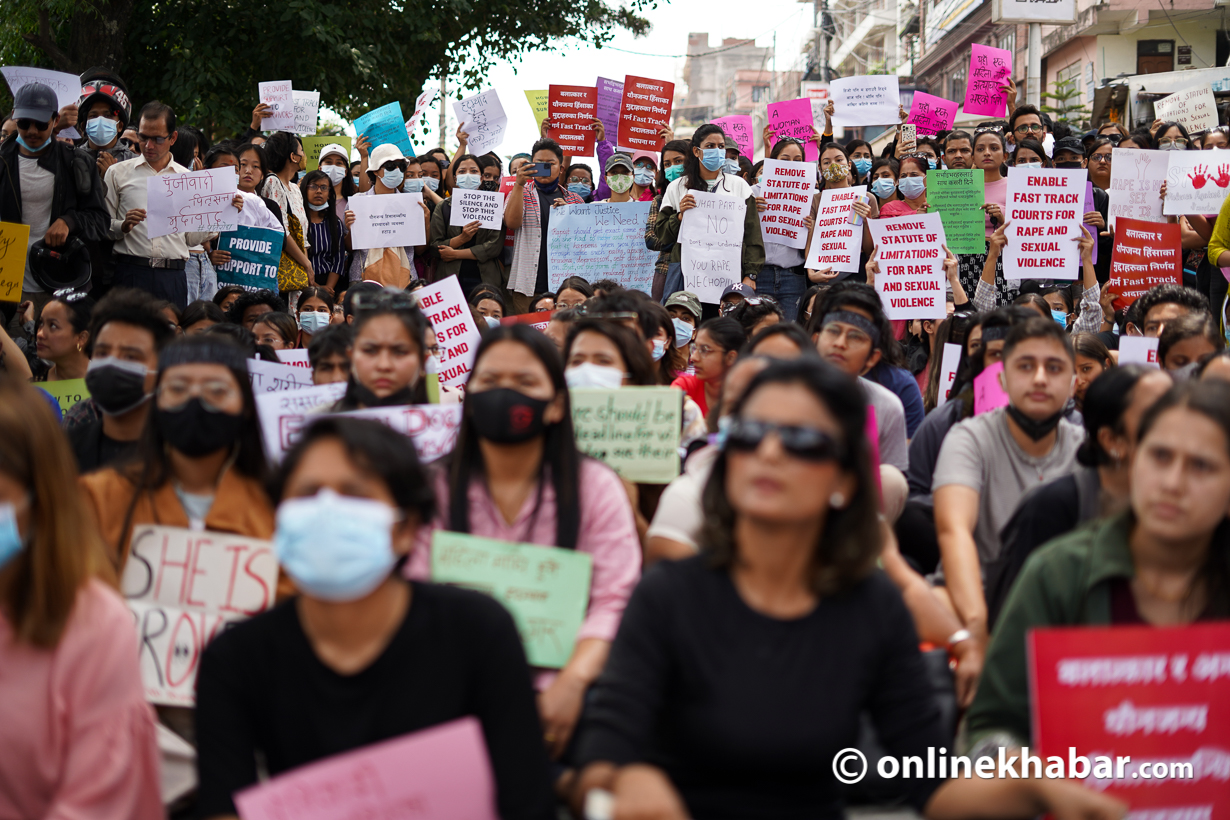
top-left (85, 357), bottom-right (152, 415)
top-left (1054, 161), bottom-right (1084, 170)
top-left (479, 179), bottom-right (500, 193)
top-left (534, 178), bottom-right (560, 196)
top-left (1006, 404), bottom-right (1065, 441)
top-left (468, 388), bottom-right (549, 444)
top-left (347, 375), bottom-right (416, 408)
top-left (156, 398), bottom-right (246, 457)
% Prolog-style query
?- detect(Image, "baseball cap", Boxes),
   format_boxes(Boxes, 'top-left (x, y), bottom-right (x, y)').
top-left (604, 152), bottom-right (634, 174)
top-left (13, 83), bottom-right (58, 122)
top-left (1053, 136), bottom-right (1085, 157)
top-left (721, 283), bottom-right (755, 301)
top-left (663, 291), bottom-right (701, 321)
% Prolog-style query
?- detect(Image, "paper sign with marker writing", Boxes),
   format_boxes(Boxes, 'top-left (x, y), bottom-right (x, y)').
top-left (129, 600), bottom-right (241, 706)
top-left (301, 135), bottom-right (352, 172)
top-left (450, 189), bottom-right (504, 231)
top-left (766, 98), bottom-right (818, 163)
top-left (804, 186), bottom-right (866, 274)
top-left (1107, 219), bottom-right (1181, 312)
top-left (712, 115), bottom-right (754, 161)
top-left (596, 77), bottom-right (624, 144)
top-left (679, 191), bottom-right (747, 303)
top-left (145, 168), bottom-right (239, 238)
top-left (1154, 85), bottom-right (1218, 133)
top-left (925, 170), bottom-right (985, 254)
top-left (40, 378), bottom-right (90, 415)
top-left (248, 358), bottom-right (315, 393)
top-left (973, 361), bottom-right (1010, 415)
top-left (0, 221), bottom-right (31, 302)
top-left (830, 76), bottom-right (901, 127)
top-left (214, 226), bottom-right (283, 292)
top-left (292, 90), bottom-right (320, 135)
top-left (1162, 151), bottom-right (1230, 216)
top-left (330, 405), bottom-right (463, 463)
top-left (524, 90), bottom-right (549, 129)
top-left (547, 201), bottom-right (657, 293)
top-left (453, 90), bottom-right (508, 157)
top-left (759, 159), bottom-right (817, 249)
top-left (430, 531), bottom-right (592, 669)
top-left (255, 381), bottom-right (348, 461)
top-left (548, 85), bottom-right (597, 156)
top-left (963, 44), bottom-right (1013, 118)
top-left (349, 192), bottom-right (426, 250)
top-left (1003, 167), bottom-right (1084, 281)
top-left (275, 349), bottom-right (310, 368)
top-left (570, 387), bottom-right (682, 483)
top-left (1108, 149), bottom-right (1166, 227)
top-left (618, 76), bottom-right (673, 152)
top-left (353, 101), bottom-right (414, 158)
top-left (235, 717), bottom-right (499, 820)
top-left (1119, 335), bottom-right (1160, 368)
top-left (869, 213), bottom-right (948, 320)
top-left (405, 88), bottom-right (434, 142)
top-left (937, 343), bottom-right (962, 405)
top-left (414, 276), bottom-right (482, 391)
top-left (257, 81), bottom-right (295, 130)
top-left (1, 66), bottom-right (83, 112)
top-left (907, 91), bottom-right (957, 135)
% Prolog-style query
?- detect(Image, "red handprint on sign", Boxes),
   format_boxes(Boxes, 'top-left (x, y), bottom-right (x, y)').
top-left (1188, 166), bottom-right (1209, 189)
top-left (1214, 164), bottom-right (1230, 188)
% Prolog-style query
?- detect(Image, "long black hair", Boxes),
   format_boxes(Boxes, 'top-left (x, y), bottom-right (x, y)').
top-left (563, 319), bottom-right (657, 386)
top-left (299, 169), bottom-right (341, 253)
top-left (656, 138), bottom-right (690, 192)
top-left (338, 299), bottom-right (431, 410)
top-left (1076, 364), bottom-right (1154, 467)
top-left (684, 123), bottom-right (734, 193)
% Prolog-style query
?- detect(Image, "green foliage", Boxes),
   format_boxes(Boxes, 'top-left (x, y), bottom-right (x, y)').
top-left (1041, 76), bottom-right (1091, 130)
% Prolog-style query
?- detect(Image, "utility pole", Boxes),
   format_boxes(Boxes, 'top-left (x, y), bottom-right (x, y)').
top-left (439, 76), bottom-right (448, 149)
top-left (1026, 22), bottom-right (1042, 107)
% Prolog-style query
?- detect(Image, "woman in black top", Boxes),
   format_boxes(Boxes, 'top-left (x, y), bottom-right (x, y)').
top-left (194, 417), bottom-right (555, 820)
top-left (572, 358), bottom-right (1128, 820)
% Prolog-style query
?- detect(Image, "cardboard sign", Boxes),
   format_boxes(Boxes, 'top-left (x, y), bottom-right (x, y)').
top-left (349, 192), bottom-right (426, 250)
top-left (235, 718), bottom-right (499, 820)
top-left (1029, 623), bottom-right (1230, 818)
top-left (129, 600), bottom-right (241, 707)
top-left (213, 226), bottom-right (284, 292)
top-left (804, 186), bottom-right (866, 274)
top-left (275, 348), bottom-right (310, 368)
top-left (973, 361), bottom-right (1009, 414)
top-left (596, 77), bottom-right (625, 146)
top-left (618, 76), bottom-right (673, 153)
top-left (0, 221), bottom-right (31, 302)
top-left (331, 405), bottom-right (463, 463)
top-left (926, 170), bottom-right (985, 254)
top-left (547, 201), bottom-right (657, 293)
top-left (712, 115), bottom-right (754, 161)
top-left (449, 189), bottom-right (503, 231)
top-left (1003, 167), bottom-right (1085, 281)
top-left (429, 531), bottom-right (592, 669)
top-left (292, 90), bottom-right (320, 135)
top-left (40, 378), bottom-right (90, 415)
top-left (414, 276), bottom-right (482, 391)
top-left (1, 66), bottom-right (85, 112)
top-left (258, 81), bottom-right (295, 130)
top-left (869, 213), bottom-right (948, 320)
top-left (679, 190), bottom-right (747, 303)
top-left (937, 343), bottom-right (962, 405)
top-left (1154, 85), bottom-right (1219, 133)
top-left (963, 44), bottom-right (1013, 118)
top-left (1163, 152), bottom-right (1230, 217)
top-left (766, 98), bottom-right (819, 163)
top-left (1108, 149), bottom-right (1167, 227)
top-left (1107, 218), bottom-right (1182, 311)
top-left (145, 167), bottom-right (239, 238)
top-left (1119, 335), bottom-right (1160, 368)
top-left (547, 85), bottom-right (597, 156)
top-left (452, 90), bottom-right (508, 157)
top-left (829, 76), bottom-right (901, 127)
top-left (524, 90), bottom-right (548, 129)
top-left (759, 160), bottom-right (817, 249)
top-left (570, 387), bottom-right (682, 483)
top-left (353, 101), bottom-right (414, 158)
top-left (248, 358), bottom-right (315, 393)
top-left (255, 381), bottom-right (348, 461)
top-left (906, 91), bottom-right (958, 135)
top-left (301, 136), bottom-right (353, 172)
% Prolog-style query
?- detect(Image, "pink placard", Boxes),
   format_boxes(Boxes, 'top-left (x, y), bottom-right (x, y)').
top-left (766, 98), bottom-right (818, 163)
top-left (973, 361), bottom-right (1009, 415)
top-left (234, 717), bottom-right (497, 820)
top-left (963, 44), bottom-right (1013, 118)
top-left (712, 115), bottom-right (754, 161)
top-left (906, 91), bottom-right (957, 135)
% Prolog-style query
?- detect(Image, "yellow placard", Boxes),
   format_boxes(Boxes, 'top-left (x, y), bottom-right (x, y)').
top-left (0, 221), bottom-right (32, 303)
top-left (301, 135), bottom-right (353, 172)
top-left (39, 378), bottom-right (91, 416)
top-left (524, 90), bottom-right (548, 129)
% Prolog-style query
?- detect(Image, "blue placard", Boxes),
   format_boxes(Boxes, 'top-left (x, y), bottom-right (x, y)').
top-left (353, 101), bottom-right (413, 158)
top-left (214, 226), bottom-right (284, 292)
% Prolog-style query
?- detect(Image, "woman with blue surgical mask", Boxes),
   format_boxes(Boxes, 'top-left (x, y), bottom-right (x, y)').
top-left (646, 140), bottom-right (690, 300)
top-left (869, 157), bottom-right (899, 205)
top-left (294, 287), bottom-right (334, 347)
top-left (193, 416), bottom-right (557, 820)
top-left (845, 139), bottom-right (874, 185)
top-left (345, 144), bottom-right (432, 288)
top-left (878, 155), bottom-right (929, 217)
top-left (430, 155), bottom-right (505, 297)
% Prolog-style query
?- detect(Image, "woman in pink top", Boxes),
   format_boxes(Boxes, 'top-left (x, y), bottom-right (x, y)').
top-left (877, 154), bottom-right (929, 218)
top-left (0, 377), bottom-right (161, 820)
top-left (407, 325), bottom-right (641, 768)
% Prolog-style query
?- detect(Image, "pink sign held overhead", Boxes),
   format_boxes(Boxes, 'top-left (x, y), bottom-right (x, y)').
top-left (766, 98), bottom-right (818, 163)
top-left (907, 91), bottom-right (958, 135)
top-left (712, 115), bottom-right (754, 161)
top-left (973, 361), bottom-right (1010, 415)
top-left (964, 44), bottom-right (1013, 118)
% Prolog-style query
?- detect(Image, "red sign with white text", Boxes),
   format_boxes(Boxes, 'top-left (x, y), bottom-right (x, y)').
top-left (547, 85), bottom-right (597, 156)
top-left (618, 76), bottom-right (674, 152)
top-left (1107, 218), bottom-right (1182, 312)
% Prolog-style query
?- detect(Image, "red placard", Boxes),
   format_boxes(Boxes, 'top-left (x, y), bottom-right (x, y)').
top-left (1029, 623), bottom-right (1230, 820)
top-left (1107, 218), bottom-right (1182, 312)
top-left (547, 85), bottom-right (597, 156)
top-left (618, 76), bottom-right (674, 152)
top-left (499, 309), bottom-right (554, 332)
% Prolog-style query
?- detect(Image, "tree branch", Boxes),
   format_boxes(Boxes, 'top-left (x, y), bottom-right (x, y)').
top-left (21, 9), bottom-right (77, 73)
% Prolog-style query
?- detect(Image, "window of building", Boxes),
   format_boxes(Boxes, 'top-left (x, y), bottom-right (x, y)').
top-left (950, 54), bottom-right (968, 105)
top-left (997, 29), bottom-right (1015, 64)
top-left (751, 85), bottom-right (770, 103)
top-left (1137, 40), bottom-right (1175, 74)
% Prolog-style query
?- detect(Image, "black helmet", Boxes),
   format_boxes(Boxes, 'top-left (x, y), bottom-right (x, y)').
top-left (28, 237), bottom-right (92, 292)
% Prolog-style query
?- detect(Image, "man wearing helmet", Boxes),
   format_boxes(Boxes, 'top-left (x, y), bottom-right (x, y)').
top-left (77, 68), bottom-right (137, 177)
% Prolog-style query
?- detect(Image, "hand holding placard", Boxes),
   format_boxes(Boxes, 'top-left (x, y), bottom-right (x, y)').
top-left (829, 76), bottom-right (901, 127)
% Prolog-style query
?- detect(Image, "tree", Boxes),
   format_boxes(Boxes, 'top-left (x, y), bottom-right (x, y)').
top-left (1, 0), bottom-right (653, 139)
top-left (1041, 76), bottom-right (1091, 131)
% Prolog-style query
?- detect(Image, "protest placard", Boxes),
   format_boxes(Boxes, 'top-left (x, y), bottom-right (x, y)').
top-left (301, 135), bottom-right (352, 172)
top-left (963, 44), bottom-right (1013, 118)
top-left (248, 358), bottom-right (315, 393)
top-left (453, 90), bottom-right (508, 157)
top-left (547, 201), bottom-right (658, 293)
top-left (759, 159), bottom-right (817, 249)
top-left (1030, 623), bottom-right (1230, 818)
top-left (430, 531), bottom-right (592, 668)
top-left (1, 66), bottom-right (84, 112)
top-left (349, 192), bottom-right (426, 250)
top-left (1108, 149), bottom-right (1166, 227)
top-left (1106, 219), bottom-right (1182, 312)
top-left (596, 77), bottom-right (624, 144)
top-left (40, 378), bottom-right (90, 415)
top-left (1162, 151), bottom-right (1230, 216)
top-left (1003, 167), bottom-right (1084, 280)
top-left (679, 191), bottom-right (747, 303)
top-left (803, 186), bottom-right (866, 274)
top-left (405, 87), bottom-right (434, 142)
top-left (501, 310), bottom-right (554, 332)
top-left (869, 213), bottom-right (948, 320)
top-left (1119, 335), bottom-right (1160, 368)
top-left (414, 276), bottom-right (483, 391)
top-left (129, 600), bottom-right (241, 706)
top-left (548, 85), bottom-right (597, 156)
top-left (712, 115), bottom-right (754, 161)
top-left (354, 101), bottom-right (414, 158)
top-left (331, 405), bottom-right (463, 463)
top-left (829, 76), bottom-right (901, 127)
top-left (0, 221), bottom-right (31, 302)
top-left (145, 167), bottom-right (239, 238)
top-left (213, 226), bottom-right (283, 292)
top-left (570, 387), bottom-right (682, 483)
top-left (449, 189), bottom-right (504, 231)
top-left (1083, 182), bottom-right (1099, 266)
top-left (235, 718), bottom-right (498, 820)
top-left (292, 90), bottom-right (320, 135)
top-left (257, 81), bottom-right (295, 130)
top-left (524, 90), bottom-right (548, 129)
top-left (765, 98), bottom-right (818, 163)
top-left (618, 76), bottom-right (673, 152)
top-left (255, 381), bottom-right (348, 461)
top-left (973, 361), bottom-right (1009, 414)
top-left (275, 349), bottom-right (310, 368)
top-left (937, 343), bottom-right (962, 406)
top-left (1154, 85), bottom-right (1218, 133)
top-left (907, 91), bottom-right (958, 135)
top-left (926, 170), bottom-right (985, 254)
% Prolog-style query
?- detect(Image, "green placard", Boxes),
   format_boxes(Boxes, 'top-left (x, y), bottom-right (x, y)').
top-left (301, 135), bottom-right (353, 172)
top-left (39, 378), bottom-right (90, 415)
top-left (925, 169), bottom-right (986, 254)
top-left (570, 387), bottom-right (681, 483)
top-left (430, 531), bottom-right (592, 669)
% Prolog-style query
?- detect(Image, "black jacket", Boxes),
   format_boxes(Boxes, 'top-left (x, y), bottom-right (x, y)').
top-left (0, 132), bottom-right (110, 242)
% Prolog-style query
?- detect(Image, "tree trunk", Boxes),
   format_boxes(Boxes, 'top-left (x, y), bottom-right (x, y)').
top-left (22, 0), bottom-right (136, 75)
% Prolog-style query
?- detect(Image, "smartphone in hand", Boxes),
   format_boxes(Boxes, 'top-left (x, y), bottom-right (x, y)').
top-left (900, 123), bottom-right (917, 150)
top-left (530, 162), bottom-right (552, 178)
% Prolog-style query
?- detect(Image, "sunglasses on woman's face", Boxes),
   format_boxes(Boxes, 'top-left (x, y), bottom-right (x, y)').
top-left (724, 418), bottom-right (845, 463)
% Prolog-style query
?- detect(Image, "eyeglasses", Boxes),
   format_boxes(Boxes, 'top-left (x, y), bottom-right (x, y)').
top-left (137, 132), bottom-right (171, 144)
top-left (120, 138), bottom-right (140, 151)
top-left (426, 342), bottom-right (441, 356)
top-left (16, 119), bottom-right (50, 131)
top-left (693, 343), bottom-right (720, 356)
top-left (158, 378), bottom-right (240, 410)
top-left (1089, 152), bottom-right (1113, 164)
top-left (1158, 137), bottom-right (1188, 147)
top-left (351, 290), bottom-right (419, 314)
top-left (306, 183), bottom-right (331, 193)
top-left (724, 419), bottom-right (845, 463)
top-left (1013, 123), bottom-right (1045, 135)
top-left (1103, 134), bottom-right (1123, 145)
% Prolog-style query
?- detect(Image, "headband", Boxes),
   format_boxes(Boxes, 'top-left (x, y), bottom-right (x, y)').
top-left (822, 310), bottom-right (881, 345)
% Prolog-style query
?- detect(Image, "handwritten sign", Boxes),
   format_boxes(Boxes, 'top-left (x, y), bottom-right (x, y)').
top-left (453, 90), bottom-right (508, 157)
top-left (248, 358), bottom-right (315, 393)
top-left (414, 276), bottom-right (482, 391)
top-left (214, 226), bottom-right (284, 292)
top-left (1003, 167), bottom-right (1084, 281)
top-left (0, 221), bottom-right (32, 302)
top-left (1119, 335), bottom-right (1160, 368)
top-left (145, 167), bottom-right (239, 238)
top-left (804, 186), bottom-right (866, 274)
top-left (430, 531), bottom-right (592, 669)
top-left (759, 159), bottom-right (816, 249)
top-left (235, 718), bottom-right (499, 820)
top-left (907, 91), bottom-right (958, 135)
top-left (0, 66), bottom-right (83, 112)
top-left (570, 387), bottom-right (682, 483)
top-left (257, 81), bottom-right (295, 131)
top-left (129, 600), bottom-right (240, 707)
top-left (937, 343), bottom-right (962, 405)
top-left (963, 44), bottom-right (1013, 118)
top-left (596, 77), bottom-right (624, 146)
top-left (449, 189), bottom-right (503, 231)
top-left (830, 76), bottom-right (901, 127)
top-left (547, 201), bottom-right (658, 293)
top-left (1108, 149), bottom-right (1167, 227)
top-left (255, 381), bottom-right (348, 461)
top-left (548, 85), bottom-right (597, 156)
top-left (973, 361), bottom-right (1010, 414)
top-left (275, 348), bottom-right (310, 368)
top-left (331, 405), bottom-right (463, 463)
top-left (1107, 219), bottom-right (1182, 312)
top-left (679, 190), bottom-right (747, 303)
top-left (926, 170), bottom-right (985, 254)
top-left (618, 76), bottom-right (674, 153)
top-left (301, 136), bottom-right (352, 172)
top-left (349, 192), bottom-right (426, 250)
top-left (869, 213), bottom-right (948, 320)
top-left (766, 98), bottom-right (818, 163)
top-left (40, 378), bottom-right (90, 415)
top-left (1154, 85), bottom-right (1218, 133)
top-left (524, 90), bottom-right (548, 129)
top-left (1162, 151), bottom-right (1230, 216)
top-left (292, 90), bottom-right (321, 135)
top-left (405, 87), bottom-right (434, 143)
top-left (712, 115), bottom-right (754, 161)
top-left (353, 101), bottom-right (414, 158)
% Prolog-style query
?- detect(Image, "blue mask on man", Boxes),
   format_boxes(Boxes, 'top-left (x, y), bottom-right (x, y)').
top-left (723, 158), bottom-right (741, 174)
top-left (85, 116), bottom-right (118, 147)
top-left (17, 135), bottom-right (50, 153)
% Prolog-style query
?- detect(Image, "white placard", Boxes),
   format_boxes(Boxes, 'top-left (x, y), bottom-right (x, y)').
top-left (1119, 335), bottom-right (1160, 368)
top-left (449, 189), bottom-right (504, 231)
top-left (759, 159), bottom-right (816, 249)
top-left (414, 276), bottom-right (483, 390)
top-left (678, 190), bottom-right (747, 304)
top-left (452, 90), bottom-right (508, 157)
top-left (292, 90), bottom-right (321, 135)
top-left (829, 76), bottom-right (901, 127)
top-left (804, 186), bottom-right (867, 274)
top-left (256, 381), bottom-right (348, 462)
top-left (1162, 151), bottom-right (1230, 216)
top-left (130, 600), bottom-right (243, 707)
top-left (330, 405), bottom-right (463, 463)
top-left (258, 81), bottom-right (295, 130)
top-left (349, 192), bottom-right (427, 250)
top-left (0, 66), bottom-right (83, 112)
top-left (1154, 86), bottom-right (1218, 133)
top-left (992, 0), bottom-right (1076, 24)
top-left (247, 357), bottom-right (316, 392)
top-left (869, 213), bottom-right (948, 319)
top-left (1108, 149), bottom-right (1167, 227)
top-left (1003, 167), bottom-right (1085, 281)
top-left (937, 343), bottom-right (963, 405)
top-left (145, 167), bottom-right (239, 238)
top-left (275, 348), bottom-right (311, 368)
top-left (405, 88), bottom-right (434, 141)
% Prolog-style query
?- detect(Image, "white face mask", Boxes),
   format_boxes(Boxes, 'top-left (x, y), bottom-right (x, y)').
top-left (565, 362), bottom-right (625, 390)
top-left (651, 339), bottom-right (666, 361)
top-left (320, 164), bottom-right (347, 186)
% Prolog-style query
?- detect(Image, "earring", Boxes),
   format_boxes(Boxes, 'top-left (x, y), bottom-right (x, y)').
top-left (830, 492), bottom-right (846, 509)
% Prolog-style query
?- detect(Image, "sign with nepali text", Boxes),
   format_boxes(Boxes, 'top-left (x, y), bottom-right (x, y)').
top-left (145, 167), bottom-right (239, 238)
top-left (453, 90), bottom-right (508, 157)
top-left (907, 91), bottom-right (958, 135)
top-left (255, 381), bottom-right (348, 461)
top-left (1004, 167), bottom-right (1084, 280)
top-left (247, 358), bottom-right (315, 393)
top-left (963, 44), bottom-right (1013, 118)
top-left (548, 85), bottom-right (597, 156)
top-left (618, 76), bottom-right (673, 152)
top-left (349, 192), bottom-right (426, 250)
top-left (926, 170), bottom-right (985, 254)
top-left (712, 115), bottom-right (755, 161)
top-left (830, 76), bottom-right (901, 127)
top-left (596, 77), bottom-right (624, 146)
top-left (354, 100), bottom-right (414, 158)
top-left (1107, 219), bottom-right (1182, 312)
top-left (869, 213), bottom-right (948, 320)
